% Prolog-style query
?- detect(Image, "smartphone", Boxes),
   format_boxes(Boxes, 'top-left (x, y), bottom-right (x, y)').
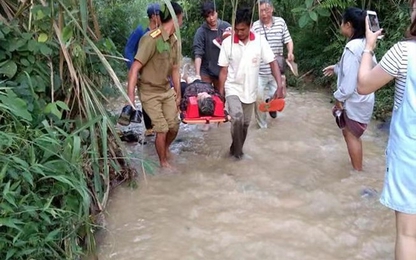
top-left (367, 10), bottom-right (384, 39)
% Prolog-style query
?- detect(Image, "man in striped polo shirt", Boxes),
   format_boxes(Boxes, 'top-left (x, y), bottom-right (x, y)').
top-left (252, 0), bottom-right (294, 128)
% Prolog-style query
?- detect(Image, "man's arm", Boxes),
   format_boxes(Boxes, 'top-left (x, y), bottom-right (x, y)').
top-left (269, 60), bottom-right (285, 98)
top-left (127, 60), bottom-right (143, 105)
top-left (171, 64), bottom-right (181, 107)
top-left (281, 19), bottom-right (294, 61)
top-left (192, 28), bottom-right (205, 78)
top-left (194, 57), bottom-right (202, 78)
top-left (286, 40), bottom-right (294, 61)
top-left (218, 66), bottom-right (228, 97)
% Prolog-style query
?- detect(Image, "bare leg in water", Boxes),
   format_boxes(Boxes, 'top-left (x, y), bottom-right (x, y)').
top-left (165, 129), bottom-right (178, 160)
top-left (155, 132), bottom-right (175, 168)
top-left (342, 128), bottom-right (363, 171)
top-left (395, 212), bottom-right (416, 260)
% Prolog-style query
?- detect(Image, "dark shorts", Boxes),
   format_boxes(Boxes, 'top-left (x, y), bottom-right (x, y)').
top-left (334, 109), bottom-right (367, 138)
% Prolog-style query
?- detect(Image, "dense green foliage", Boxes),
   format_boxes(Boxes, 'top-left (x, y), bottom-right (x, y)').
top-left (0, 0), bottom-right (135, 258)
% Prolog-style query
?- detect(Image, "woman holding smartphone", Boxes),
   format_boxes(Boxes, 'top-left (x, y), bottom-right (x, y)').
top-left (358, 1), bottom-right (416, 259)
top-left (323, 7), bottom-right (376, 171)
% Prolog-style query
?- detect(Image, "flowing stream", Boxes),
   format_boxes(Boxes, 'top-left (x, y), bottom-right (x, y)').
top-left (96, 89), bottom-right (394, 260)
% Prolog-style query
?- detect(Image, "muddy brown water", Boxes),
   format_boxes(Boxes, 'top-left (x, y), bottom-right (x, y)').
top-left (97, 89), bottom-right (394, 260)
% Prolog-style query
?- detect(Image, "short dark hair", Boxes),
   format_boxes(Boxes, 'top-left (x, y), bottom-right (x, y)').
top-left (342, 7), bottom-right (366, 40)
top-left (235, 7), bottom-right (252, 26)
top-left (201, 2), bottom-right (215, 18)
top-left (147, 3), bottom-right (160, 18)
top-left (160, 1), bottom-right (183, 23)
top-left (198, 97), bottom-right (215, 116)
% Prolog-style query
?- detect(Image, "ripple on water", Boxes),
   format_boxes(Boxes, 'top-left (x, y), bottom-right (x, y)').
top-left (97, 90), bottom-right (394, 260)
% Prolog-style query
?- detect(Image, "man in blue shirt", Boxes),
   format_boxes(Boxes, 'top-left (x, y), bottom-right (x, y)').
top-left (124, 3), bottom-right (161, 136)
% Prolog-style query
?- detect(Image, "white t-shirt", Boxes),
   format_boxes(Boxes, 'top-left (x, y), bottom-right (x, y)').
top-left (379, 41), bottom-right (410, 109)
top-left (218, 32), bottom-right (275, 103)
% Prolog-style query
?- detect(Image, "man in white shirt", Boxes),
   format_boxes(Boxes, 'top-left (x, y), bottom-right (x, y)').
top-left (218, 7), bottom-right (285, 159)
top-left (252, 0), bottom-right (294, 128)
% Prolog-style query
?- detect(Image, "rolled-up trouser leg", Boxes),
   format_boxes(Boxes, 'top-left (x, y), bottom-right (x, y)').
top-left (226, 95), bottom-right (254, 157)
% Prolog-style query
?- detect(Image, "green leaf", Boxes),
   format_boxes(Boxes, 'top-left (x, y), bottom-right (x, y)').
top-left (27, 55), bottom-right (35, 64)
top-left (44, 102), bottom-right (62, 119)
top-left (20, 58), bottom-right (30, 66)
top-left (11, 156), bottom-right (29, 168)
top-left (4, 194), bottom-right (17, 208)
top-left (35, 9), bottom-right (46, 20)
top-left (34, 75), bottom-right (46, 92)
top-left (3, 181), bottom-right (11, 197)
top-left (291, 7), bottom-right (306, 13)
top-left (306, 0), bottom-right (314, 9)
top-left (45, 229), bottom-right (61, 242)
top-left (21, 170), bottom-right (34, 187)
top-left (22, 33), bottom-right (32, 40)
top-left (1, 25), bottom-right (11, 34)
top-left (0, 218), bottom-right (23, 231)
top-left (6, 248), bottom-right (17, 260)
top-left (55, 100), bottom-right (69, 110)
top-left (0, 162), bottom-right (7, 181)
top-left (0, 60), bottom-right (18, 78)
top-left (62, 26), bottom-right (73, 43)
top-left (309, 11), bottom-right (318, 22)
top-left (0, 91), bottom-right (32, 121)
top-left (40, 44), bottom-right (52, 56)
top-left (0, 202), bottom-right (14, 214)
top-left (72, 135), bottom-right (81, 162)
top-left (156, 38), bottom-right (170, 53)
top-left (316, 7), bottom-right (331, 17)
top-left (38, 33), bottom-right (48, 42)
top-left (299, 14), bottom-right (310, 28)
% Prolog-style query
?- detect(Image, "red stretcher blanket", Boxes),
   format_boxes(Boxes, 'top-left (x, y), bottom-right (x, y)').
top-left (180, 95), bottom-right (228, 124)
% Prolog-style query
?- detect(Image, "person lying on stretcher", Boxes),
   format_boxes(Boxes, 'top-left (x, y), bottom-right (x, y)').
top-left (180, 76), bottom-right (224, 116)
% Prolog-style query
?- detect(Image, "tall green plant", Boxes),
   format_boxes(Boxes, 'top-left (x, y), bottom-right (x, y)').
top-left (0, 0), bottom-right (138, 258)
top-left (0, 87), bottom-right (91, 258)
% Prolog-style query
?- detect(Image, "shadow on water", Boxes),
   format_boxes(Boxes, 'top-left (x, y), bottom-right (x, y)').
top-left (96, 89), bottom-right (394, 260)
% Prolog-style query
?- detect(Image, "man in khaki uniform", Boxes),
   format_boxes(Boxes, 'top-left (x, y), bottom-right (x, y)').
top-left (127, 1), bottom-right (183, 168)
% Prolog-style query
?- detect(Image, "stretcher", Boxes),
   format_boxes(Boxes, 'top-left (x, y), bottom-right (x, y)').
top-left (180, 95), bottom-right (229, 124)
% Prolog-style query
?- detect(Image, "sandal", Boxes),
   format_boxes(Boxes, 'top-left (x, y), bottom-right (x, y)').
top-left (258, 98), bottom-right (285, 113)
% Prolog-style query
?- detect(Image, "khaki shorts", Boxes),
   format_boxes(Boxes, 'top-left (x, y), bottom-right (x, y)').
top-left (139, 88), bottom-right (180, 133)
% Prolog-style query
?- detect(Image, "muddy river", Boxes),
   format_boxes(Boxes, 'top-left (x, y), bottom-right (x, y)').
top-left (96, 89), bottom-right (394, 260)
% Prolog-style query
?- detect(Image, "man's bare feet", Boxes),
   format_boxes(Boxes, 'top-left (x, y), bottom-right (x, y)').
top-left (160, 160), bottom-right (172, 168)
top-left (159, 161), bottom-right (177, 173)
